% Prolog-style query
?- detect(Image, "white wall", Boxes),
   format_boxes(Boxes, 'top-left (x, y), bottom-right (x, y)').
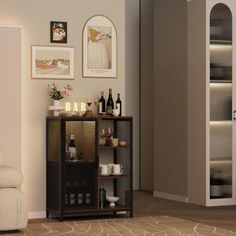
top-left (0, 0), bottom-right (128, 217)
top-left (0, 26), bottom-right (21, 170)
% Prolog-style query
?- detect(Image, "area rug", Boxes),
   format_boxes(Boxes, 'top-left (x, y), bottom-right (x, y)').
top-left (1, 216), bottom-right (236, 236)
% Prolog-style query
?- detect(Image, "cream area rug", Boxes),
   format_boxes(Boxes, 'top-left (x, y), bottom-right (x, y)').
top-left (1, 216), bottom-right (236, 236)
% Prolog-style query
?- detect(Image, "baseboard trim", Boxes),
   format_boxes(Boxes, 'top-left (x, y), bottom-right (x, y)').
top-left (29, 211), bottom-right (46, 219)
top-left (153, 191), bottom-right (188, 203)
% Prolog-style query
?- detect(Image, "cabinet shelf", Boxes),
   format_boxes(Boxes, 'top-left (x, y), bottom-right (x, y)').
top-left (210, 157), bottom-right (232, 163)
top-left (210, 120), bottom-right (232, 124)
top-left (99, 175), bottom-right (130, 179)
top-left (65, 160), bottom-right (95, 165)
top-left (210, 80), bottom-right (232, 83)
top-left (97, 205), bottom-right (131, 212)
top-left (98, 145), bottom-right (131, 150)
top-left (210, 40), bottom-right (232, 45)
top-left (63, 204), bottom-right (131, 215)
top-left (98, 115), bottom-right (133, 121)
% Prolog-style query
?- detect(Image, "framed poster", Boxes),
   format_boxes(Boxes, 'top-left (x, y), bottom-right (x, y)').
top-left (31, 46), bottom-right (74, 79)
top-left (50, 21), bottom-right (67, 43)
top-left (83, 15), bottom-right (117, 78)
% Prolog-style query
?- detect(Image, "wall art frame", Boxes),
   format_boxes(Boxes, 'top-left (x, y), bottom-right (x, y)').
top-left (50, 21), bottom-right (67, 44)
top-left (82, 15), bottom-right (117, 78)
top-left (31, 46), bottom-right (74, 80)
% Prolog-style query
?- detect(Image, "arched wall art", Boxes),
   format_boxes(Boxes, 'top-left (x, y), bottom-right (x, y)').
top-left (82, 15), bottom-right (117, 78)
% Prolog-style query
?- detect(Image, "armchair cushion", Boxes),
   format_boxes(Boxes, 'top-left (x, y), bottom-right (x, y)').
top-left (0, 166), bottom-right (23, 188)
top-left (0, 188), bottom-right (28, 230)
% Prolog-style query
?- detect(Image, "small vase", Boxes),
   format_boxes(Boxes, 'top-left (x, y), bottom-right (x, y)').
top-left (53, 100), bottom-right (61, 116)
top-left (49, 100), bottom-right (63, 116)
top-left (54, 110), bottom-right (60, 116)
top-left (54, 100), bottom-right (60, 107)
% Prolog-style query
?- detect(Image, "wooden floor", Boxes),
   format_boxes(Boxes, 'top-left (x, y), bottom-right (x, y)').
top-left (30, 191), bottom-right (236, 231)
top-left (134, 191), bottom-right (236, 231)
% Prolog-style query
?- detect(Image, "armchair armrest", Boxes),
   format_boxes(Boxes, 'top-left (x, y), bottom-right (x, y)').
top-left (0, 166), bottom-right (23, 188)
top-left (0, 150), bottom-right (4, 166)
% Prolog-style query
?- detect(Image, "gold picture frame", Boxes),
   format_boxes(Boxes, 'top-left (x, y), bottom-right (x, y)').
top-left (31, 46), bottom-right (74, 80)
top-left (82, 15), bottom-right (117, 78)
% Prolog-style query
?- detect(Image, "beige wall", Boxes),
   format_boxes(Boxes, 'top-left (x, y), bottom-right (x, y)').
top-left (153, 0), bottom-right (188, 198)
top-left (125, 0), bottom-right (154, 192)
top-left (187, 0), bottom-right (207, 205)
top-left (0, 26), bottom-right (21, 170)
top-left (125, 0), bottom-right (140, 190)
top-left (0, 0), bottom-right (129, 217)
top-left (140, 0), bottom-right (154, 191)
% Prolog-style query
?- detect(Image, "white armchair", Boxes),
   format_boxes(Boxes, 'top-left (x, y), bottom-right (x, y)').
top-left (0, 150), bottom-right (28, 231)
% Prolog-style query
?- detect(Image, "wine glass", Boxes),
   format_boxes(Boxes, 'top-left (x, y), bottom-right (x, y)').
top-left (94, 98), bottom-right (99, 115)
top-left (99, 128), bottom-right (106, 146)
top-left (106, 127), bottom-right (113, 146)
top-left (87, 98), bottom-right (93, 111)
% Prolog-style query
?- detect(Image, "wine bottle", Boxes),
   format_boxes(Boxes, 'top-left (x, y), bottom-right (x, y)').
top-left (69, 134), bottom-right (77, 159)
top-left (99, 91), bottom-right (106, 114)
top-left (115, 93), bottom-right (122, 116)
top-left (106, 88), bottom-right (114, 115)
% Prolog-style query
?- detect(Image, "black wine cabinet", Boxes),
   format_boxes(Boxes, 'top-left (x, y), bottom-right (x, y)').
top-left (46, 116), bottom-right (133, 219)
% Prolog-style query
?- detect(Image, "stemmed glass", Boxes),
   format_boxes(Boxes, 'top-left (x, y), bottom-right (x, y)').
top-left (106, 127), bottom-right (113, 146)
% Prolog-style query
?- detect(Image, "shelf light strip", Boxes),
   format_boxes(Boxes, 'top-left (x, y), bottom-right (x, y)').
top-left (210, 83), bottom-right (232, 87)
top-left (210, 121), bottom-right (232, 125)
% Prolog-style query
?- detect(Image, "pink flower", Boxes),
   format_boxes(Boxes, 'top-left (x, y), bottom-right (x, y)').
top-left (67, 84), bottom-right (73, 91)
top-left (60, 89), bottom-right (68, 97)
top-left (48, 83), bottom-right (72, 100)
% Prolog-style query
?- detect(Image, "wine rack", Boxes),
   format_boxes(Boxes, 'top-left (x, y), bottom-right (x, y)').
top-left (46, 116), bottom-right (133, 219)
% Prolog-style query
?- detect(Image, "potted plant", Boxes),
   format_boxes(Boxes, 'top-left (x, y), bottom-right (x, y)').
top-left (48, 83), bottom-right (73, 116)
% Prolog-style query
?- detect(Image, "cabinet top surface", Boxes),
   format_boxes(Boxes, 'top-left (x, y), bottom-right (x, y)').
top-left (46, 115), bottom-right (133, 121)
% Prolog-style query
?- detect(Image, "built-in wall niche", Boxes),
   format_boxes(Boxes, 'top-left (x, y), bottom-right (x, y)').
top-left (210, 83), bottom-right (232, 121)
top-left (209, 3), bottom-right (233, 201)
top-left (188, 0), bottom-right (236, 206)
top-left (210, 3), bottom-right (232, 42)
top-left (210, 44), bottom-right (232, 82)
top-left (210, 121), bottom-right (232, 160)
top-left (210, 161), bottom-right (232, 198)
top-left (210, 120), bottom-right (232, 199)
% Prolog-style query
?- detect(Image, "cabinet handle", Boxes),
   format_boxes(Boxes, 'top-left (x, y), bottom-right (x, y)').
top-left (233, 110), bottom-right (236, 120)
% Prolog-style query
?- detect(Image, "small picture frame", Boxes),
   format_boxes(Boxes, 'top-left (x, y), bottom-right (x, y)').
top-left (31, 46), bottom-right (74, 79)
top-left (50, 21), bottom-right (67, 43)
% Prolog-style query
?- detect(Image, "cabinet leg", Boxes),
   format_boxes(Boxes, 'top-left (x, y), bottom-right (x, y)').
top-left (130, 210), bottom-right (133, 218)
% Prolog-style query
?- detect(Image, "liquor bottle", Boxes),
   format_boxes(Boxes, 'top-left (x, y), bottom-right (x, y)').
top-left (106, 89), bottom-right (114, 115)
top-left (78, 193), bottom-right (83, 205)
top-left (69, 134), bottom-right (77, 159)
top-left (70, 193), bottom-right (75, 205)
top-left (65, 194), bottom-right (68, 206)
top-left (99, 91), bottom-right (106, 114)
top-left (86, 193), bottom-right (91, 204)
top-left (99, 188), bottom-right (106, 208)
top-left (115, 93), bottom-right (122, 116)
